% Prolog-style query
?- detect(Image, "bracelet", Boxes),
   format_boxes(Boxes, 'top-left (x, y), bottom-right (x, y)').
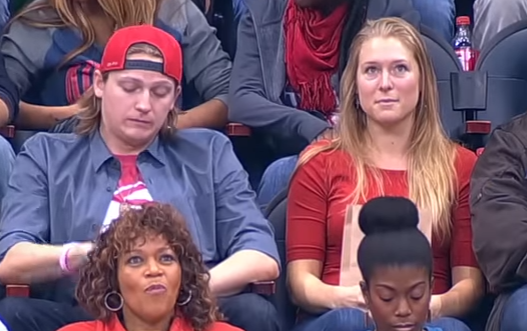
top-left (59, 243), bottom-right (78, 274)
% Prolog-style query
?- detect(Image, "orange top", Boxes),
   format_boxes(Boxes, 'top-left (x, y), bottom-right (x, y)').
top-left (57, 315), bottom-right (243, 331)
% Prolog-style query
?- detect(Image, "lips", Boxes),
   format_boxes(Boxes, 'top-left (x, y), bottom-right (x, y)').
top-left (392, 323), bottom-right (416, 331)
top-left (377, 99), bottom-right (399, 103)
top-left (145, 283), bottom-right (167, 294)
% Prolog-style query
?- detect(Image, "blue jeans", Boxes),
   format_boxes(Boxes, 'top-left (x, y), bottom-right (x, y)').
top-left (256, 155), bottom-right (298, 210)
top-left (0, 136), bottom-right (14, 202)
top-left (293, 308), bottom-right (470, 331)
top-left (412, 0), bottom-right (455, 42)
top-left (501, 284), bottom-right (527, 331)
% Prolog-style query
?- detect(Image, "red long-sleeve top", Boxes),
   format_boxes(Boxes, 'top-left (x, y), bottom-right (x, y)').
top-left (286, 143), bottom-right (479, 294)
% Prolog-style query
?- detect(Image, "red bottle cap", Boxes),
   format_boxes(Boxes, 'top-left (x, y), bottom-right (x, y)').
top-left (456, 16), bottom-right (471, 26)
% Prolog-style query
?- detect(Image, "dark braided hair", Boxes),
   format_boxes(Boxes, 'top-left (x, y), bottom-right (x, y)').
top-left (357, 196), bottom-right (433, 283)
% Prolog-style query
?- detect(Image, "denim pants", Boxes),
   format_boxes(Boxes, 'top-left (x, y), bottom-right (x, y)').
top-left (0, 136), bottom-right (15, 203)
top-left (500, 284), bottom-right (527, 331)
top-left (256, 155), bottom-right (298, 210)
top-left (412, 0), bottom-right (455, 42)
top-left (293, 308), bottom-right (470, 331)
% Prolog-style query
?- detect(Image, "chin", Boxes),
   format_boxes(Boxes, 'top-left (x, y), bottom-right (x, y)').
top-left (124, 131), bottom-right (157, 143)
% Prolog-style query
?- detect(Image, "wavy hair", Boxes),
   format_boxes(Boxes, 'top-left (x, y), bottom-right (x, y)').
top-left (298, 17), bottom-right (457, 240)
top-left (76, 202), bottom-right (222, 331)
top-left (10, 0), bottom-right (164, 66)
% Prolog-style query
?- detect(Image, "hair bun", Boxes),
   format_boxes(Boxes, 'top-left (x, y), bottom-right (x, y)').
top-left (358, 197), bottom-right (419, 235)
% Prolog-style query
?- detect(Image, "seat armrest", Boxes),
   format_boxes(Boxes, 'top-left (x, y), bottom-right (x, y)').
top-left (0, 125), bottom-right (15, 138)
top-left (6, 284), bottom-right (29, 297)
top-left (249, 281), bottom-right (275, 295)
top-left (5, 281), bottom-right (275, 297)
top-left (225, 123), bottom-right (251, 137)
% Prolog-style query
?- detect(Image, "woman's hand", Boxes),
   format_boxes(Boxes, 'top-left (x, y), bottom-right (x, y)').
top-left (332, 285), bottom-right (368, 310)
top-left (429, 294), bottom-right (443, 320)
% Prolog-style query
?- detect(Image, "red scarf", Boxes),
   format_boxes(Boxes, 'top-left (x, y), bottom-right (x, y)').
top-left (284, 0), bottom-right (348, 115)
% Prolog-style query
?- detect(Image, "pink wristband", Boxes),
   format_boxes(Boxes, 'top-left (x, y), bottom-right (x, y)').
top-left (59, 243), bottom-right (78, 273)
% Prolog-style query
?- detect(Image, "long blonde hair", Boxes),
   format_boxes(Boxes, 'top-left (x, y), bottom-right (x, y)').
top-left (10, 0), bottom-right (160, 65)
top-left (75, 43), bottom-right (177, 138)
top-left (299, 17), bottom-right (457, 240)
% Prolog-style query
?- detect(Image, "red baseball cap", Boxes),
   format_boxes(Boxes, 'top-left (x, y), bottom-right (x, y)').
top-left (99, 25), bottom-right (183, 83)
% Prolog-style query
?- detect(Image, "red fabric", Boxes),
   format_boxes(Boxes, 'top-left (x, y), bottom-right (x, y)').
top-left (57, 315), bottom-right (243, 331)
top-left (284, 0), bottom-right (347, 115)
top-left (100, 25), bottom-right (183, 82)
top-left (112, 155), bottom-right (151, 206)
top-left (286, 142), bottom-right (480, 295)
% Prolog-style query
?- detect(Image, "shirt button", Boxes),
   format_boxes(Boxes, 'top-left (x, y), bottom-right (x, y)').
top-left (91, 224), bottom-right (100, 233)
top-left (106, 186), bottom-right (112, 192)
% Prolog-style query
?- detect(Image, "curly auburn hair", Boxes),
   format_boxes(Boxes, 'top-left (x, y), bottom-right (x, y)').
top-left (76, 202), bottom-right (222, 331)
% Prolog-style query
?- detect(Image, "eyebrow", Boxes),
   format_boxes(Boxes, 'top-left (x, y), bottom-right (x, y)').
top-left (117, 76), bottom-right (173, 85)
top-left (361, 59), bottom-right (409, 66)
top-left (375, 281), bottom-right (426, 290)
top-left (126, 246), bottom-right (173, 254)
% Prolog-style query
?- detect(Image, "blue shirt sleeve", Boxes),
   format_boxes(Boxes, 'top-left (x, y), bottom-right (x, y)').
top-left (0, 134), bottom-right (50, 260)
top-left (212, 134), bottom-right (280, 266)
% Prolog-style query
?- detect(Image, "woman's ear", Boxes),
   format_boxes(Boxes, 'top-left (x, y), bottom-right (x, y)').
top-left (360, 280), bottom-right (370, 306)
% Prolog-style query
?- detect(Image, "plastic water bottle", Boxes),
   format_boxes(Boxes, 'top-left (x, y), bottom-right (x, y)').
top-left (453, 16), bottom-right (475, 71)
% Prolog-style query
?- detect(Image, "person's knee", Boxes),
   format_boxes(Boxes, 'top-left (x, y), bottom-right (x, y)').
top-left (259, 156), bottom-right (298, 185)
top-left (0, 297), bottom-right (33, 328)
top-left (473, 0), bottom-right (527, 48)
top-left (0, 136), bottom-right (14, 200)
top-left (501, 285), bottom-right (527, 331)
top-left (429, 317), bottom-right (470, 331)
top-left (219, 293), bottom-right (280, 331)
top-left (257, 155), bottom-right (298, 208)
top-left (315, 308), bottom-right (370, 331)
top-left (412, 0), bottom-right (455, 40)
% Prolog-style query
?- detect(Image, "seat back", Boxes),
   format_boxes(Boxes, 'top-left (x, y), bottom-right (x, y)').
top-left (264, 189), bottom-right (296, 331)
top-left (421, 25), bottom-right (465, 140)
top-left (476, 20), bottom-right (527, 128)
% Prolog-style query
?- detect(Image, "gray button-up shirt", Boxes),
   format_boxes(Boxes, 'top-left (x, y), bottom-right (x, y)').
top-left (0, 128), bottom-right (279, 303)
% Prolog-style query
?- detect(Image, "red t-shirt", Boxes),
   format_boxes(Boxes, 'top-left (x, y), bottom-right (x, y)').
top-left (286, 143), bottom-right (479, 294)
top-left (57, 314), bottom-right (242, 331)
top-left (101, 155), bottom-right (153, 230)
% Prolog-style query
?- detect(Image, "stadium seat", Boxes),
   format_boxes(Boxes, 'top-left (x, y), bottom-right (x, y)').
top-left (264, 188), bottom-right (296, 331)
top-left (476, 20), bottom-right (527, 128)
top-left (421, 25), bottom-right (490, 149)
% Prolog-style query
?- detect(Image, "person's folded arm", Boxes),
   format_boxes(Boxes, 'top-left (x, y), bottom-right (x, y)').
top-left (470, 126), bottom-right (527, 291)
top-left (228, 10), bottom-right (329, 150)
top-left (368, 0), bottom-right (421, 27)
top-left (168, 0), bottom-right (230, 129)
top-left (1, 19), bottom-right (76, 129)
top-left (286, 145), bottom-right (364, 313)
top-left (433, 150), bottom-right (484, 318)
top-left (0, 49), bottom-right (20, 126)
top-left (209, 134), bottom-right (280, 297)
top-left (0, 134), bottom-right (63, 284)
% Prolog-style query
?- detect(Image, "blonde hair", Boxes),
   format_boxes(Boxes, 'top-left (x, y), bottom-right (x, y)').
top-left (11, 0), bottom-right (160, 65)
top-left (299, 17), bottom-right (457, 240)
top-left (75, 43), bottom-right (177, 137)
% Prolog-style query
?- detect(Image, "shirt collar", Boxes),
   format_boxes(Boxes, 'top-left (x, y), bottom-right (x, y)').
top-left (88, 129), bottom-right (166, 171)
